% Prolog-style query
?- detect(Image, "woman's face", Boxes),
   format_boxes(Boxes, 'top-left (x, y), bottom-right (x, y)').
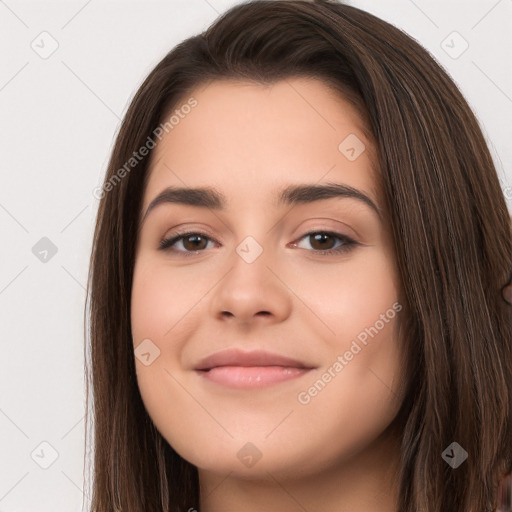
top-left (131, 77), bottom-right (405, 481)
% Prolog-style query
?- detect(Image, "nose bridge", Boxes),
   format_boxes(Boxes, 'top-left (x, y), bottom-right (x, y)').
top-left (208, 228), bottom-right (292, 324)
top-left (235, 233), bottom-right (267, 267)
top-left (227, 232), bottom-right (273, 291)
top-left (225, 199), bottom-right (290, 285)
top-left (225, 197), bottom-right (277, 272)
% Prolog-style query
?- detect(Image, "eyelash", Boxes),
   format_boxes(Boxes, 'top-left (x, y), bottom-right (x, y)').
top-left (158, 230), bottom-right (359, 257)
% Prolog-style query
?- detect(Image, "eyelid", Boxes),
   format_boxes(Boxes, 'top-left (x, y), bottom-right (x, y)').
top-left (160, 224), bottom-right (218, 243)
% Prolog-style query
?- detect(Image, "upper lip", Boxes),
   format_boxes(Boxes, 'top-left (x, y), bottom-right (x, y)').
top-left (194, 349), bottom-right (316, 371)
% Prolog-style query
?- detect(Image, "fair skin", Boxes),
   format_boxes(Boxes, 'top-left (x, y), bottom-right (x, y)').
top-left (131, 77), bottom-right (406, 512)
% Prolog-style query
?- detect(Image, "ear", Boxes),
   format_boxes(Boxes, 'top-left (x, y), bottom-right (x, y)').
top-left (502, 281), bottom-right (512, 305)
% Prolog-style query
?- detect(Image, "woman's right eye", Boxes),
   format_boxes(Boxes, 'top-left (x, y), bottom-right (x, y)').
top-left (158, 232), bottom-right (217, 255)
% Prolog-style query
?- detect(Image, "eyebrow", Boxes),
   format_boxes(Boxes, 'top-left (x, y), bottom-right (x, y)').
top-left (140, 182), bottom-right (382, 227)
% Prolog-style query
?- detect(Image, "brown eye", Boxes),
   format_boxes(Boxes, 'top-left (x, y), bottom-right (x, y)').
top-left (309, 233), bottom-right (337, 251)
top-left (181, 234), bottom-right (209, 251)
top-left (159, 232), bottom-right (216, 253)
top-left (292, 231), bottom-right (358, 255)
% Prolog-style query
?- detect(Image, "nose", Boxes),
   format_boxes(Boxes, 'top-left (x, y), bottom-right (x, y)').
top-left (208, 241), bottom-right (293, 327)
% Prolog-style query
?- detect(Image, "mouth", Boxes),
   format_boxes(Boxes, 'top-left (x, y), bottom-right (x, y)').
top-left (194, 349), bottom-right (316, 389)
top-left (196, 365), bottom-right (314, 388)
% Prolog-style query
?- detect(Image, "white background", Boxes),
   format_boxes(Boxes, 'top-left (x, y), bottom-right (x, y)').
top-left (0, 1), bottom-right (511, 511)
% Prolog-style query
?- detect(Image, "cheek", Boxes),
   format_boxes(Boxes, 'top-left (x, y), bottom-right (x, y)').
top-left (130, 260), bottom-right (186, 400)
top-left (288, 247), bottom-right (400, 341)
top-left (131, 267), bottom-right (168, 342)
top-left (289, 248), bottom-right (403, 407)
top-left (130, 258), bottom-right (204, 344)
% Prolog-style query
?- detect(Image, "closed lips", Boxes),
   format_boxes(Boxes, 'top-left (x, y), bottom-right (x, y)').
top-left (193, 349), bottom-right (316, 389)
top-left (194, 349), bottom-right (316, 371)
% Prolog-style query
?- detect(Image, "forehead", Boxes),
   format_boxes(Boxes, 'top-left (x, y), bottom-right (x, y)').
top-left (143, 77), bottom-right (380, 212)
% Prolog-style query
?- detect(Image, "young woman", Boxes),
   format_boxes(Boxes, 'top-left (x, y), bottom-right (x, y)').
top-left (85, 1), bottom-right (512, 510)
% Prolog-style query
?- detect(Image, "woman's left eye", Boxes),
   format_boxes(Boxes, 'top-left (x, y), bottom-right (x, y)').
top-left (291, 231), bottom-right (358, 255)
top-left (158, 230), bottom-right (359, 256)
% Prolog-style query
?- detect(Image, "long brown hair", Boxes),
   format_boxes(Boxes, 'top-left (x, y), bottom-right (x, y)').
top-left (84, 1), bottom-right (512, 510)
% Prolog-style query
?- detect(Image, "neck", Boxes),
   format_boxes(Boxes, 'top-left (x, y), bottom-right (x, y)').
top-left (197, 424), bottom-right (401, 512)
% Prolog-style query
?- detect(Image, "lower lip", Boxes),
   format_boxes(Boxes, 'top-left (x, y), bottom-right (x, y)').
top-left (196, 366), bottom-right (313, 389)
